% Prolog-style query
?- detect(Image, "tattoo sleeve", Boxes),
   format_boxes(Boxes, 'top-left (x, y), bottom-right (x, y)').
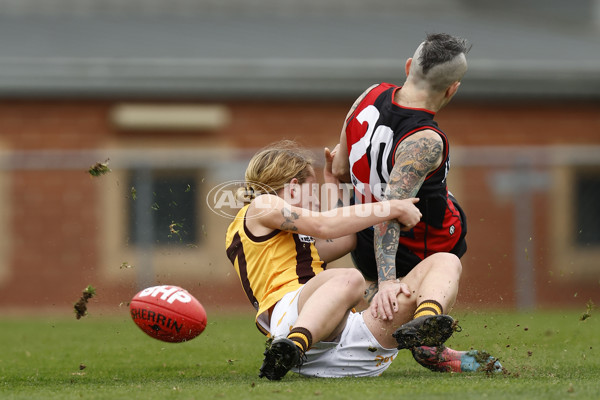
top-left (374, 134), bottom-right (443, 283)
top-left (280, 207), bottom-right (299, 232)
top-left (388, 136), bottom-right (443, 199)
top-left (374, 221), bottom-right (401, 283)
top-left (363, 281), bottom-right (379, 303)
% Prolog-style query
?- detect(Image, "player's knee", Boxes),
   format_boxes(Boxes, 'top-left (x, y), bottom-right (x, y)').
top-left (335, 269), bottom-right (365, 301)
top-left (347, 268), bottom-right (366, 289)
top-left (429, 252), bottom-right (462, 279)
top-left (339, 268), bottom-right (365, 289)
top-left (443, 253), bottom-right (462, 279)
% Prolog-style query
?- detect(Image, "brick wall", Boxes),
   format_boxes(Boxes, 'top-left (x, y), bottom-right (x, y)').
top-left (0, 99), bottom-right (598, 314)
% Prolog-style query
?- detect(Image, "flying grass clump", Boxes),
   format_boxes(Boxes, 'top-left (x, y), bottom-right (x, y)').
top-left (120, 262), bottom-right (134, 269)
top-left (74, 285), bottom-right (96, 319)
top-left (580, 299), bottom-right (596, 321)
top-left (88, 159), bottom-right (111, 177)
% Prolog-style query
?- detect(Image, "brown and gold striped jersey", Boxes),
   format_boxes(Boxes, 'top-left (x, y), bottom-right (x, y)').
top-left (225, 204), bottom-right (325, 334)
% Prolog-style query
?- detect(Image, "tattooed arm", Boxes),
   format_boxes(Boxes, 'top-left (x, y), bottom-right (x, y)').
top-left (369, 130), bottom-right (444, 320)
top-left (244, 194), bottom-right (420, 244)
top-left (280, 206), bottom-right (300, 232)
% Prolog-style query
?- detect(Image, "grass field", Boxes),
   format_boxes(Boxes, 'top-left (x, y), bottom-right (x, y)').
top-left (1, 308), bottom-right (599, 400)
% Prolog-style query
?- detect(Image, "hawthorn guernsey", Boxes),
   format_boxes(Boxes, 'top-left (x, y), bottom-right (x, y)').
top-left (129, 285), bottom-right (207, 343)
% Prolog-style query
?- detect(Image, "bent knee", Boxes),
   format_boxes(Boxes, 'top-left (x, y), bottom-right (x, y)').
top-left (339, 268), bottom-right (365, 290)
top-left (331, 268), bottom-right (365, 300)
top-left (430, 252), bottom-right (462, 277)
top-left (446, 253), bottom-right (462, 278)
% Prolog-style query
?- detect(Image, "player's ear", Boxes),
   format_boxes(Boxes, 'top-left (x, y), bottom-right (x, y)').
top-left (405, 58), bottom-right (412, 76)
top-left (289, 178), bottom-right (299, 198)
top-left (446, 81), bottom-right (461, 99)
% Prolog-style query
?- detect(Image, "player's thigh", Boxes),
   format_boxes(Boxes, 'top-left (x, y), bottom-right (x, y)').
top-left (399, 252), bottom-right (461, 290)
top-left (270, 287), bottom-right (303, 337)
top-left (297, 268), bottom-right (364, 311)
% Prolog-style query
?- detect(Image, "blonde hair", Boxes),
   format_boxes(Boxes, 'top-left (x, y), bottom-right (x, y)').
top-left (237, 140), bottom-right (314, 203)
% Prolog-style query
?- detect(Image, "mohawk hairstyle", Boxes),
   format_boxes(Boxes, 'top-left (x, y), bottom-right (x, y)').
top-left (419, 33), bottom-right (471, 75)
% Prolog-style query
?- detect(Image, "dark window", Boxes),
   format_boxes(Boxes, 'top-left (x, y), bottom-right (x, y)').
top-left (128, 170), bottom-right (199, 246)
top-left (574, 170), bottom-right (600, 246)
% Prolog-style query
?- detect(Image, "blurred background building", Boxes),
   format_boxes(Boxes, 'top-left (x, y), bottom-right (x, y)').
top-left (0, 0), bottom-right (598, 314)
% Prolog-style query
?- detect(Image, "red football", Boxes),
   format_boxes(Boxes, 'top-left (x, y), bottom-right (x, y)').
top-left (129, 285), bottom-right (207, 343)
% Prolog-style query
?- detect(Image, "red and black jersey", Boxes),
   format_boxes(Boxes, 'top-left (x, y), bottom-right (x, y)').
top-left (345, 82), bottom-right (465, 262)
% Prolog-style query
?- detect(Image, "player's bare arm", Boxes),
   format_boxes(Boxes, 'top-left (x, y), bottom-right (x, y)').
top-left (314, 196), bottom-right (355, 262)
top-left (375, 221), bottom-right (401, 281)
top-left (247, 194), bottom-right (420, 242)
top-left (280, 206), bottom-right (300, 232)
top-left (371, 216), bottom-right (404, 320)
top-left (315, 145), bottom-right (357, 262)
top-left (388, 130), bottom-right (444, 199)
top-left (370, 130), bottom-right (443, 320)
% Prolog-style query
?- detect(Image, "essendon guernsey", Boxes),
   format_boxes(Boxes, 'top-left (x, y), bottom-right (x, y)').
top-left (345, 82), bottom-right (465, 261)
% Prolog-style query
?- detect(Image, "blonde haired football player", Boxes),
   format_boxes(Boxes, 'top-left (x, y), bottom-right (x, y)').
top-left (226, 141), bottom-right (481, 379)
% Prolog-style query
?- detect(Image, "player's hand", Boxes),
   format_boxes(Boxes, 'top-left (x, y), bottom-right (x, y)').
top-left (323, 145), bottom-right (340, 184)
top-left (369, 279), bottom-right (411, 321)
top-left (392, 198), bottom-right (421, 231)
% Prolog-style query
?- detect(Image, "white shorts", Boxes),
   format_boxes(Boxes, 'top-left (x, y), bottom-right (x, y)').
top-left (270, 287), bottom-right (399, 378)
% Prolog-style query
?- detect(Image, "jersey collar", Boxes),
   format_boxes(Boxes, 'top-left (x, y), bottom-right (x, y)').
top-left (391, 86), bottom-right (436, 116)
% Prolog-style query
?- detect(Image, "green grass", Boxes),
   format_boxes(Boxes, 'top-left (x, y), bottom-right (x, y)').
top-left (0, 309), bottom-right (599, 399)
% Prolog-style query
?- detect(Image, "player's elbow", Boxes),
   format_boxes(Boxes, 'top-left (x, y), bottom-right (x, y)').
top-left (314, 225), bottom-right (333, 240)
top-left (311, 221), bottom-right (337, 240)
top-left (331, 164), bottom-right (350, 183)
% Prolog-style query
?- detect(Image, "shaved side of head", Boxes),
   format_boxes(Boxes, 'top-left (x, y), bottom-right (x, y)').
top-left (409, 33), bottom-right (471, 92)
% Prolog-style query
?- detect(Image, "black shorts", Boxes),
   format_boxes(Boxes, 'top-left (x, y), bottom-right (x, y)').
top-left (350, 196), bottom-right (467, 281)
